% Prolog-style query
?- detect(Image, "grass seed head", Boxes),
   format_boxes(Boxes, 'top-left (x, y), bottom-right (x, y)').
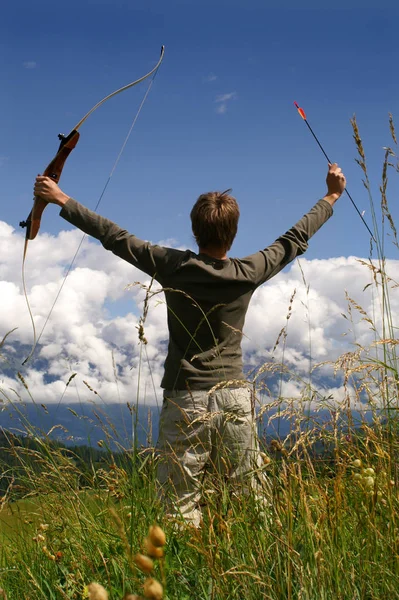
top-left (87, 583), bottom-right (109, 600)
top-left (143, 578), bottom-right (163, 600)
top-left (134, 553), bottom-right (154, 574)
top-left (148, 525), bottom-right (166, 547)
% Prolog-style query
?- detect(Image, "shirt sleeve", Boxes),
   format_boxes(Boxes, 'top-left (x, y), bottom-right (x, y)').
top-left (244, 199), bottom-right (333, 287)
top-left (59, 198), bottom-right (182, 280)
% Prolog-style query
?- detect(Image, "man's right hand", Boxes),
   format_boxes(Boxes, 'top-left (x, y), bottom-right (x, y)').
top-left (322, 163), bottom-right (346, 206)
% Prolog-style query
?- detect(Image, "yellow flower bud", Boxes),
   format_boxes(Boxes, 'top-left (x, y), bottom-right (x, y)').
top-left (134, 553), bottom-right (154, 574)
top-left (143, 578), bottom-right (163, 600)
top-left (363, 476), bottom-right (375, 489)
top-left (352, 459), bottom-right (362, 468)
top-left (144, 538), bottom-right (164, 559)
top-left (87, 582), bottom-right (108, 600)
top-left (148, 525), bottom-right (166, 548)
top-left (363, 468), bottom-right (375, 477)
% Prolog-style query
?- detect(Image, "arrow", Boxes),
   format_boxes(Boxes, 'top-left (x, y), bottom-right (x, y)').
top-left (294, 101), bottom-right (376, 243)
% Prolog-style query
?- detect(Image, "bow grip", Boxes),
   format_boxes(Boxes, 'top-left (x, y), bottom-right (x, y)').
top-left (21, 130), bottom-right (80, 240)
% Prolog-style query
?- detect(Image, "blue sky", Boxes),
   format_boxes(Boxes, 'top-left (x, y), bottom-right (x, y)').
top-left (2, 1), bottom-right (399, 410)
top-left (2, 1), bottom-right (399, 261)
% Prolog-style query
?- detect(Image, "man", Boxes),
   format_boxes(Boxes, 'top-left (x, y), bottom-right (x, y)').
top-left (34, 163), bottom-right (346, 526)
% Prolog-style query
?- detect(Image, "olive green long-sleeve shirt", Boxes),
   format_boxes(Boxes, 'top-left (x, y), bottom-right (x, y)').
top-left (60, 198), bottom-right (333, 390)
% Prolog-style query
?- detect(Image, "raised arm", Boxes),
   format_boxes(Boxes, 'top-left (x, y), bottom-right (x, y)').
top-left (246, 163), bottom-right (346, 287)
top-left (33, 176), bottom-right (181, 280)
top-left (321, 163), bottom-right (347, 208)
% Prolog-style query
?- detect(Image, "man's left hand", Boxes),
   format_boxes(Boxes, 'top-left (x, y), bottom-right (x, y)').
top-left (34, 176), bottom-right (69, 207)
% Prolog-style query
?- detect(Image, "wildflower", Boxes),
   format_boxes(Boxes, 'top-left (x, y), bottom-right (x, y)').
top-left (148, 525), bottom-right (166, 548)
top-left (42, 546), bottom-right (56, 561)
top-left (363, 468), bottom-right (375, 477)
top-left (86, 582), bottom-right (108, 600)
top-left (260, 452), bottom-right (271, 465)
top-left (33, 534), bottom-right (45, 543)
top-left (351, 459), bottom-right (362, 468)
top-left (134, 553), bottom-right (154, 574)
top-left (143, 578), bottom-right (163, 600)
top-left (363, 476), bottom-right (375, 489)
top-left (39, 523), bottom-right (49, 531)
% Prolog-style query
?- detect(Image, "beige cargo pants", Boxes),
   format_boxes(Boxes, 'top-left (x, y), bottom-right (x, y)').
top-left (156, 386), bottom-right (268, 527)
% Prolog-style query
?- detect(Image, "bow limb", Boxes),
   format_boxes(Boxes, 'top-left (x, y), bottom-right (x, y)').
top-left (20, 45), bottom-right (165, 242)
top-left (73, 45), bottom-right (165, 132)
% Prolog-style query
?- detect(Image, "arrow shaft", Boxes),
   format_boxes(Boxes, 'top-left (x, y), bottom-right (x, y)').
top-left (296, 104), bottom-right (376, 243)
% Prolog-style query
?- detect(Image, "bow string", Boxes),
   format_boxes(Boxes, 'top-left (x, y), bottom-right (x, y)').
top-left (21, 46), bottom-right (165, 365)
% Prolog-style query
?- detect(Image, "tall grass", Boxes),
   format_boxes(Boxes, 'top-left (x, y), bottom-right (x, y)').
top-left (1, 116), bottom-right (399, 599)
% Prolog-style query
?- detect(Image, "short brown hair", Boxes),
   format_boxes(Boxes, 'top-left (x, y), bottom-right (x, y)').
top-left (190, 189), bottom-right (239, 251)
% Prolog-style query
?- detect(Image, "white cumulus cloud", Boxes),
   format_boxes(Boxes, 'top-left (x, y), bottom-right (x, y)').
top-left (0, 220), bottom-right (398, 409)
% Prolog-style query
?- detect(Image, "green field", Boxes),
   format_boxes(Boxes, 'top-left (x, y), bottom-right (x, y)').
top-left (1, 118), bottom-right (399, 599)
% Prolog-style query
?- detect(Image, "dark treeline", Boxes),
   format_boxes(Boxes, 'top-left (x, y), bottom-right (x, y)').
top-left (0, 429), bottom-right (112, 498)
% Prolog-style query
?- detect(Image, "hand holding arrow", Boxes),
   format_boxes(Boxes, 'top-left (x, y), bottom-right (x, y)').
top-left (294, 101), bottom-right (376, 243)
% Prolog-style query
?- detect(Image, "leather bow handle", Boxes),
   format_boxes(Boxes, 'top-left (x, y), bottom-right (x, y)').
top-left (20, 130), bottom-right (80, 241)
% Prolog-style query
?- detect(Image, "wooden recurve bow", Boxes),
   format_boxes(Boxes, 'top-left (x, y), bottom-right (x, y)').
top-left (20, 46), bottom-right (165, 364)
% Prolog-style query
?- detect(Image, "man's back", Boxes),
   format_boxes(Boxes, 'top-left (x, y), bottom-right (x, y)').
top-left (59, 198), bottom-right (333, 390)
top-left (34, 164), bottom-right (346, 527)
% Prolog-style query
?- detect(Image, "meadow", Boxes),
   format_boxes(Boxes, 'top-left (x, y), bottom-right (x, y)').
top-left (1, 117), bottom-right (399, 599)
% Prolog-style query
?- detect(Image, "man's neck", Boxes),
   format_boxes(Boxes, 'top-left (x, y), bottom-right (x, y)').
top-left (199, 246), bottom-right (228, 260)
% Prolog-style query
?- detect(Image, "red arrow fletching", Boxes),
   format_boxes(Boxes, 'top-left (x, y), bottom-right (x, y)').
top-left (294, 101), bottom-right (306, 120)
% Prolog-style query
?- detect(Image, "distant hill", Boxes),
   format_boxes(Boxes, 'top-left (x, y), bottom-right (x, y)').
top-left (0, 401), bottom-right (374, 449)
top-left (0, 402), bottom-right (158, 449)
